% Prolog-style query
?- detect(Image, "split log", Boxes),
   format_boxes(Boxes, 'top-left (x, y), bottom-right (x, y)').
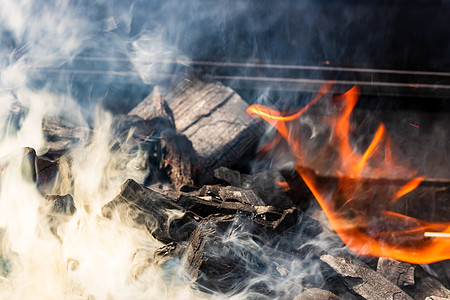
top-left (164, 76), bottom-right (264, 182)
top-left (102, 179), bottom-right (200, 243)
top-left (377, 258), bottom-right (415, 287)
top-left (320, 253), bottom-right (413, 300)
top-left (293, 288), bottom-right (340, 300)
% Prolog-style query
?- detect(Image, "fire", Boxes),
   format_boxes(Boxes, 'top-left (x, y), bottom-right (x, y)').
top-left (247, 84), bottom-right (450, 264)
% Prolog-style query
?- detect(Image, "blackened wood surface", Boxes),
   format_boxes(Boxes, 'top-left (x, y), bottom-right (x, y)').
top-left (320, 253), bottom-right (413, 300)
top-left (293, 288), bottom-right (340, 300)
top-left (165, 77), bottom-right (263, 180)
top-left (377, 258), bottom-right (415, 287)
top-left (102, 179), bottom-right (198, 243)
top-left (42, 117), bottom-right (90, 156)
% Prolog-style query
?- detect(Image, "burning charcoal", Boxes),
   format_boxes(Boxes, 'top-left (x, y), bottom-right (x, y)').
top-left (320, 253), bottom-right (413, 300)
top-left (183, 214), bottom-right (265, 293)
top-left (42, 116), bottom-right (90, 157)
top-left (164, 76), bottom-right (263, 183)
top-left (213, 166), bottom-right (242, 187)
top-left (293, 288), bottom-right (340, 300)
top-left (410, 266), bottom-right (450, 300)
top-left (377, 257), bottom-right (415, 287)
top-left (177, 193), bottom-right (297, 232)
top-left (102, 179), bottom-right (199, 243)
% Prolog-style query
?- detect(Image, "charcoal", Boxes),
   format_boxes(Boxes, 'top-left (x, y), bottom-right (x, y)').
top-left (410, 266), bottom-right (450, 300)
top-left (320, 253), bottom-right (413, 300)
top-left (102, 179), bottom-right (199, 243)
top-left (153, 242), bottom-right (187, 266)
top-left (42, 116), bottom-right (90, 157)
top-left (183, 214), bottom-right (265, 293)
top-left (293, 288), bottom-right (340, 300)
top-left (128, 86), bottom-right (175, 127)
top-left (46, 194), bottom-right (76, 215)
top-left (198, 185), bottom-right (265, 206)
top-left (377, 258), bottom-right (415, 287)
top-left (165, 76), bottom-right (264, 183)
top-left (22, 147), bottom-right (58, 193)
top-left (177, 193), bottom-right (297, 232)
top-left (114, 114), bottom-right (195, 189)
top-left (242, 169), bottom-right (294, 209)
top-left (45, 194), bottom-right (76, 239)
top-left (213, 166), bottom-right (242, 187)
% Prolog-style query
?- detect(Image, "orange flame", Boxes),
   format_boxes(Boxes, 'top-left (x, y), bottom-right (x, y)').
top-left (247, 84), bottom-right (450, 264)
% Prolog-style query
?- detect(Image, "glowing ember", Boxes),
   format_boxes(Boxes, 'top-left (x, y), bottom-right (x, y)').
top-left (247, 84), bottom-right (450, 264)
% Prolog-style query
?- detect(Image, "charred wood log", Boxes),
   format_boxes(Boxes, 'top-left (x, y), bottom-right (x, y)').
top-left (409, 266), bottom-right (450, 300)
top-left (183, 214), bottom-right (265, 294)
top-left (22, 147), bottom-right (58, 194)
top-left (213, 166), bottom-right (242, 187)
top-left (114, 114), bottom-right (195, 189)
top-left (102, 179), bottom-right (199, 243)
top-left (320, 253), bottom-right (413, 300)
top-left (42, 117), bottom-right (90, 157)
top-left (122, 89), bottom-right (196, 189)
top-left (128, 86), bottom-right (175, 127)
top-left (293, 288), bottom-right (340, 300)
top-left (164, 76), bottom-right (264, 183)
top-left (176, 192), bottom-right (297, 232)
top-left (377, 258), bottom-right (415, 287)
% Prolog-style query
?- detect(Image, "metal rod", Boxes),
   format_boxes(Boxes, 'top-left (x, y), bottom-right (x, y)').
top-left (34, 57), bottom-right (450, 77)
top-left (424, 232), bottom-right (450, 238)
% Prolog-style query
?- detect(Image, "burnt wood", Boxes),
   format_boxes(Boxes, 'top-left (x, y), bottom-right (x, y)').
top-left (293, 288), bottom-right (340, 300)
top-left (320, 253), bottom-right (413, 300)
top-left (177, 193), bottom-right (297, 232)
top-left (164, 76), bottom-right (263, 182)
top-left (102, 179), bottom-right (199, 243)
top-left (377, 258), bottom-right (415, 288)
top-left (183, 214), bottom-right (263, 294)
top-left (42, 117), bottom-right (90, 157)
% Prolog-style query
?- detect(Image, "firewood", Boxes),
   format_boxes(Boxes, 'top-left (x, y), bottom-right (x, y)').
top-left (183, 214), bottom-right (259, 293)
top-left (21, 147), bottom-right (58, 194)
top-left (320, 253), bottom-right (413, 300)
top-left (377, 257), bottom-right (415, 287)
top-left (213, 166), bottom-right (242, 187)
top-left (42, 117), bottom-right (90, 157)
top-left (164, 76), bottom-right (263, 182)
top-left (198, 185), bottom-right (265, 206)
top-left (128, 86), bottom-right (175, 127)
top-left (176, 192), bottom-right (297, 232)
top-left (114, 114), bottom-right (195, 189)
top-left (411, 266), bottom-right (450, 300)
top-left (293, 288), bottom-right (340, 300)
top-left (102, 179), bottom-right (200, 243)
